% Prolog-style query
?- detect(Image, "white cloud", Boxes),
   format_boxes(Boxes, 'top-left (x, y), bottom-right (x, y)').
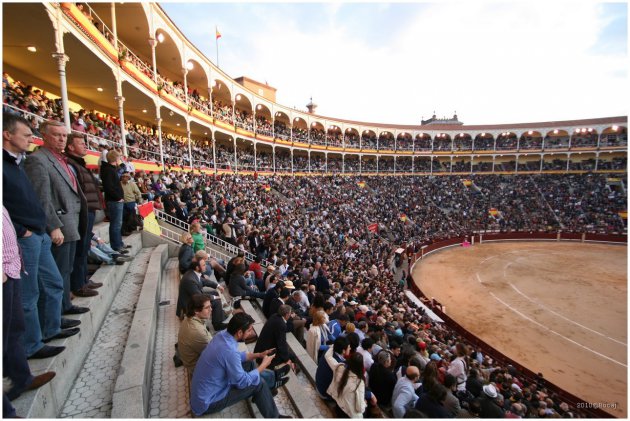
top-left (201, 2), bottom-right (627, 125)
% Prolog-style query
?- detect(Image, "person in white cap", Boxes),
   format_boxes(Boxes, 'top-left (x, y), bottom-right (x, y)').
top-left (480, 383), bottom-right (504, 418)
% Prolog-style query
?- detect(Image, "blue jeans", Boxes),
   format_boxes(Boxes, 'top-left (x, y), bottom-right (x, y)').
top-left (3, 277), bottom-right (34, 400)
top-left (70, 211), bottom-right (95, 292)
top-left (89, 241), bottom-right (117, 264)
top-left (18, 232), bottom-right (64, 356)
top-left (202, 360), bottom-right (279, 418)
top-left (107, 201), bottom-right (124, 250)
top-left (51, 240), bottom-right (77, 313)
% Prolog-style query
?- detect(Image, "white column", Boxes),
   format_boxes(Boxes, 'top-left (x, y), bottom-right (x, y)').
top-left (110, 3), bottom-right (118, 50)
top-left (186, 119), bottom-right (193, 169)
top-left (114, 92), bottom-right (127, 156)
top-left (52, 52), bottom-right (71, 130)
top-left (212, 132), bottom-right (217, 175)
top-left (148, 38), bottom-right (158, 83)
top-left (156, 115), bottom-right (165, 168)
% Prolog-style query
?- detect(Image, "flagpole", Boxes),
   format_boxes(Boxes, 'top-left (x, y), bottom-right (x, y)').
top-left (215, 26), bottom-right (220, 68)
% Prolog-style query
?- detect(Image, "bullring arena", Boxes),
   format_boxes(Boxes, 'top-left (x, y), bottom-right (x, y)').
top-left (2, 2), bottom-right (628, 419)
top-left (413, 240), bottom-right (627, 417)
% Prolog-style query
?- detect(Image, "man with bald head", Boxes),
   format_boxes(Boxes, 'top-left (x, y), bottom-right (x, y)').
top-left (392, 365), bottom-right (420, 417)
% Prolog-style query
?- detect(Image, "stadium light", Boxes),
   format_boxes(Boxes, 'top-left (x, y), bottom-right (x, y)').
top-left (157, 33), bottom-right (165, 43)
top-left (553, 129), bottom-right (559, 134)
top-left (96, 87), bottom-right (103, 92)
top-left (27, 45), bottom-right (37, 53)
top-left (142, 109), bottom-right (147, 113)
top-left (186, 61), bottom-right (194, 70)
top-left (612, 125), bottom-right (618, 131)
top-left (236, 94), bottom-right (241, 101)
top-left (257, 104), bottom-right (262, 110)
top-left (528, 131), bottom-right (533, 135)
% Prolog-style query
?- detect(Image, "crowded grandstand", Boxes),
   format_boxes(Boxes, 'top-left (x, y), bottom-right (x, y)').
top-left (2, 2), bottom-right (627, 419)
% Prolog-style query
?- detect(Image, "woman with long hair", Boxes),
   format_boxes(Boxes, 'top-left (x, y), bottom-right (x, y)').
top-left (327, 352), bottom-right (369, 418)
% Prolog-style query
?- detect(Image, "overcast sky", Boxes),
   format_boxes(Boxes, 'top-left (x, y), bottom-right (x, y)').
top-left (161, 2), bottom-right (627, 126)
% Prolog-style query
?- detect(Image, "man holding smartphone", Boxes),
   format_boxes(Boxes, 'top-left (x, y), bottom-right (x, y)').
top-left (189, 313), bottom-right (291, 418)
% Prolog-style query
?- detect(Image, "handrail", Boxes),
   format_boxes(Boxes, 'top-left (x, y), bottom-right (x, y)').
top-left (153, 208), bottom-right (271, 266)
top-left (158, 223), bottom-right (233, 263)
top-left (2, 103), bottom-right (163, 163)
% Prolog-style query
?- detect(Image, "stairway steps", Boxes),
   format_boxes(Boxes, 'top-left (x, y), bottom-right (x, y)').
top-left (58, 246), bottom-right (154, 418)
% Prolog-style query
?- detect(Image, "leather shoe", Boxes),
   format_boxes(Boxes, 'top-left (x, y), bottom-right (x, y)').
top-left (115, 249), bottom-right (130, 255)
top-left (278, 415), bottom-right (292, 418)
top-left (86, 280), bottom-right (103, 289)
top-left (123, 244), bottom-right (132, 249)
top-left (64, 305), bottom-right (89, 315)
top-left (114, 255), bottom-right (133, 262)
top-left (28, 345), bottom-right (65, 359)
top-left (26, 372), bottom-right (56, 391)
top-left (73, 286), bottom-right (98, 297)
top-left (61, 318), bottom-right (81, 329)
top-left (43, 328), bottom-right (80, 343)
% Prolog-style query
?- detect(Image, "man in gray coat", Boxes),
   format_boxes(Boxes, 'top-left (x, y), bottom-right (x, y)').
top-left (24, 120), bottom-right (89, 324)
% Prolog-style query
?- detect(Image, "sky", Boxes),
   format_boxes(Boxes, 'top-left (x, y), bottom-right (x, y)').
top-left (161, 1), bottom-right (628, 126)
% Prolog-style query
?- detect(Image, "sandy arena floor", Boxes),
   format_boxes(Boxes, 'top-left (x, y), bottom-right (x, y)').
top-left (412, 241), bottom-right (627, 417)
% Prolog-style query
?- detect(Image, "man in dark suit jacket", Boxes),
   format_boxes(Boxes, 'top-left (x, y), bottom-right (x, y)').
top-left (2, 113), bottom-right (67, 360)
top-left (253, 305), bottom-right (296, 371)
top-left (24, 120), bottom-right (90, 321)
top-left (176, 259), bottom-right (227, 331)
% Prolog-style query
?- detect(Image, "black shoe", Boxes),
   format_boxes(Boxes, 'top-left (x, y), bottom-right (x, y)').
top-left (43, 328), bottom-right (80, 343)
top-left (274, 364), bottom-right (291, 380)
top-left (114, 249), bottom-right (130, 255)
top-left (86, 280), bottom-right (103, 289)
top-left (63, 305), bottom-right (89, 315)
top-left (114, 255), bottom-right (133, 262)
top-left (274, 376), bottom-right (289, 390)
top-left (61, 318), bottom-right (81, 329)
top-left (278, 414), bottom-right (292, 418)
top-left (123, 244), bottom-right (132, 249)
top-left (28, 345), bottom-right (65, 359)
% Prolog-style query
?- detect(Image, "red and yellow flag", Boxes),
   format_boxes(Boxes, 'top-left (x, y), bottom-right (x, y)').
top-left (263, 184), bottom-right (271, 192)
top-left (367, 223), bottom-right (378, 233)
top-left (489, 208), bottom-right (499, 217)
top-left (462, 179), bottom-right (473, 187)
top-left (216, 27), bottom-right (222, 40)
top-left (618, 211), bottom-right (627, 219)
top-left (357, 181), bottom-right (366, 188)
top-left (400, 213), bottom-right (408, 222)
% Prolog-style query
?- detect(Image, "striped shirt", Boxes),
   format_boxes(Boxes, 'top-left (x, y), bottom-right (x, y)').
top-left (3, 206), bottom-right (23, 279)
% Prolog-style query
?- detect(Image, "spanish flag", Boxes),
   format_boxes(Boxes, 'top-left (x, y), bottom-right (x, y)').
top-left (263, 185), bottom-right (271, 192)
top-left (618, 211), bottom-right (627, 219)
top-left (216, 27), bottom-right (222, 40)
top-left (462, 179), bottom-right (473, 187)
top-left (400, 214), bottom-right (408, 222)
top-left (489, 208), bottom-right (499, 217)
top-left (357, 181), bottom-right (366, 188)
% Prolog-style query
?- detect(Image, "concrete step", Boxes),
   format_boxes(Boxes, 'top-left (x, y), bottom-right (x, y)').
top-left (111, 244), bottom-right (169, 418)
top-left (148, 258), bottom-right (191, 418)
top-left (59, 245), bottom-right (155, 418)
top-left (11, 232), bottom-right (143, 418)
